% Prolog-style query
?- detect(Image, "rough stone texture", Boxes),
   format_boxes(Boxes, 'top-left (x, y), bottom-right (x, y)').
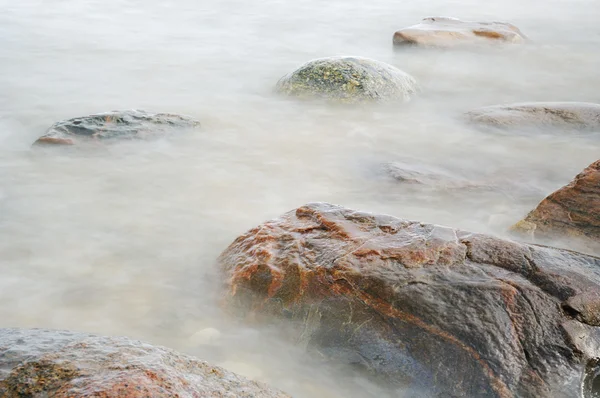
top-left (393, 17), bottom-right (527, 47)
top-left (0, 328), bottom-right (289, 398)
top-left (275, 56), bottom-right (418, 103)
top-left (466, 102), bottom-right (600, 130)
top-left (34, 109), bottom-right (201, 146)
top-left (219, 202), bottom-right (600, 398)
top-left (511, 160), bottom-right (600, 254)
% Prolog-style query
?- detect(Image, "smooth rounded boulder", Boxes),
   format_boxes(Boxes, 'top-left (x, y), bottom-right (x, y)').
top-left (393, 17), bottom-right (527, 47)
top-left (275, 56), bottom-right (418, 103)
top-left (34, 109), bottom-right (201, 146)
top-left (511, 159), bottom-right (600, 254)
top-left (219, 202), bottom-right (600, 397)
top-left (465, 102), bottom-right (600, 130)
top-left (0, 328), bottom-right (289, 397)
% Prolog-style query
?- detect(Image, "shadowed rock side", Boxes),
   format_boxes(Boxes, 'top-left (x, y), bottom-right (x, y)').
top-left (275, 56), bottom-right (418, 103)
top-left (34, 109), bottom-right (201, 146)
top-left (219, 202), bottom-right (600, 398)
top-left (512, 159), bottom-right (600, 254)
top-left (465, 102), bottom-right (600, 130)
top-left (0, 328), bottom-right (289, 398)
top-left (393, 17), bottom-right (527, 47)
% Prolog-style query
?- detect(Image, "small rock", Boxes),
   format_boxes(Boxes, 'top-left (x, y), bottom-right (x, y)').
top-left (34, 109), bottom-right (201, 146)
top-left (275, 56), bottom-right (418, 103)
top-left (0, 328), bottom-right (289, 397)
top-left (393, 17), bottom-right (527, 47)
top-left (382, 161), bottom-right (482, 189)
top-left (510, 159), bottom-right (600, 253)
top-left (465, 102), bottom-right (600, 130)
top-left (189, 327), bottom-right (222, 346)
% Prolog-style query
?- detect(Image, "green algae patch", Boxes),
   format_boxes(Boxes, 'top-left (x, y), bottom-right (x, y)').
top-left (275, 56), bottom-right (418, 103)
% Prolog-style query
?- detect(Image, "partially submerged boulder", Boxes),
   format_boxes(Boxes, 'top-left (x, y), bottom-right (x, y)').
top-left (34, 109), bottom-right (201, 146)
top-left (219, 202), bottom-right (600, 397)
top-left (511, 159), bottom-right (600, 254)
top-left (466, 102), bottom-right (600, 130)
top-left (382, 161), bottom-right (484, 190)
top-left (275, 56), bottom-right (418, 103)
top-left (0, 328), bottom-right (289, 397)
top-left (393, 17), bottom-right (527, 47)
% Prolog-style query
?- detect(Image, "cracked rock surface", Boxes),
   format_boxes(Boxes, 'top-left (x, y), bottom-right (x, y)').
top-left (0, 328), bottom-right (289, 398)
top-left (219, 202), bottom-right (600, 397)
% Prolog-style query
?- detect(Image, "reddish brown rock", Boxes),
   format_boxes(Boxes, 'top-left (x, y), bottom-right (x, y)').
top-left (511, 159), bottom-right (600, 254)
top-left (393, 17), bottom-right (527, 47)
top-left (219, 202), bottom-right (600, 397)
top-left (0, 328), bottom-right (289, 398)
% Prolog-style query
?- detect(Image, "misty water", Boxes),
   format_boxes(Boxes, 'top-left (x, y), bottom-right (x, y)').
top-left (1, 0), bottom-right (599, 396)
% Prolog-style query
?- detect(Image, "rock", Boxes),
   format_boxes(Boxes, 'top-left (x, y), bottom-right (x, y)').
top-left (0, 328), bottom-right (289, 397)
top-left (219, 202), bottom-right (600, 397)
top-left (275, 56), bottom-right (418, 103)
top-left (382, 161), bottom-right (483, 190)
top-left (511, 160), bottom-right (600, 254)
top-left (393, 17), bottom-right (527, 47)
top-left (465, 102), bottom-right (600, 130)
top-left (34, 109), bottom-right (201, 146)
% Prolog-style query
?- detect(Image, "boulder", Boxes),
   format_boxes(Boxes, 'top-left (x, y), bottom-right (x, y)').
top-left (275, 56), bottom-right (418, 103)
top-left (465, 102), bottom-right (600, 130)
top-left (511, 159), bottom-right (600, 254)
top-left (0, 328), bottom-right (289, 397)
top-left (383, 161), bottom-right (483, 190)
top-left (219, 202), bottom-right (600, 397)
top-left (393, 17), bottom-right (527, 47)
top-left (34, 109), bottom-right (201, 146)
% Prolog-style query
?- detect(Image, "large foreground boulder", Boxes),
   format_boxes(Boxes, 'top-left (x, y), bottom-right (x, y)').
top-left (34, 109), bottom-right (201, 146)
top-left (511, 159), bottom-right (600, 254)
top-left (466, 102), bottom-right (600, 130)
top-left (275, 56), bottom-right (418, 103)
top-left (0, 328), bottom-right (289, 397)
top-left (219, 202), bottom-right (600, 397)
top-left (393, 17), bottom-right (527, 47)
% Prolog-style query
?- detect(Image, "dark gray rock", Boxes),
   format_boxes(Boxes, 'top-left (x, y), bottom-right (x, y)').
top-left (0, 328), bottom-right (289, 397)
top-left (219, 202), bottom-right (600, 397)
top-left (34, 109), bottom-right (201, 146)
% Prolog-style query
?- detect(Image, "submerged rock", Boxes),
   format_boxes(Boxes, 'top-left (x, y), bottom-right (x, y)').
top-left (382, 161), bottom-right (484, 190)
top-left (0, 328), bottom-right (289, 397)
top-left (34, 109), bottom-right (201, 146)
top-left (275, 56), bottom-right (418, 103)
top-left (511, 159), bottom-right (600, 254)
top-left (219, 202), bottom-right (600, 397)
top-left (466, 102), bottom-right (600, 130)
top-left (393, 17), bottom-right (527, 47)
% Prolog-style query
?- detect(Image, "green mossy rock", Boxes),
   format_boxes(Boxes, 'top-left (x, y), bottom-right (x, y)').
top-left (276, 56), bottom-right (418, 103)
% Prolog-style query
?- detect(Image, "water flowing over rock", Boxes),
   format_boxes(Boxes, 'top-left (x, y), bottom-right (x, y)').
top-left (275, 56), bottom-right (418, 103)
top-left (34, 109), bottom-right (201, 146)
top-left (393, 17), bottom-right (527, 47)
top-left (466, 102), bottom-right (600, 130)
top-left (511, 159), bottom-right (600, 254)
top-left (0, 328), bottom-right (289, 397)
top-left (219, 202), bottom-right (600, 397)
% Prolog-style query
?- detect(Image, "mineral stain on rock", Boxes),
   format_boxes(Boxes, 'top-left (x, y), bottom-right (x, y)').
top-left (34, 109), bottom-right (201, 146)
top-left (275, 56), bottom-right (418, 103)
top-left (219, 202), bottom-right (600, 397)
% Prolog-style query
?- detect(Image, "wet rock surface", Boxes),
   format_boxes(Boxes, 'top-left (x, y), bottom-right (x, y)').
top-left (511, 159), bottom-right (600, 254)
top-left (275, 56), bottom-right (418, 103)
top-left (382, 161), bottom-right (485, 190)
top-left (466, 102), bottom-right (600, 130)
top-left (393, 17), bottom-right (527, 47)
top-left (219, 202), bottom-right (600, 397)
top-left (0, 328), bottom-right (289, 398)
top-left (34, 109), bottom-right (201, 146)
